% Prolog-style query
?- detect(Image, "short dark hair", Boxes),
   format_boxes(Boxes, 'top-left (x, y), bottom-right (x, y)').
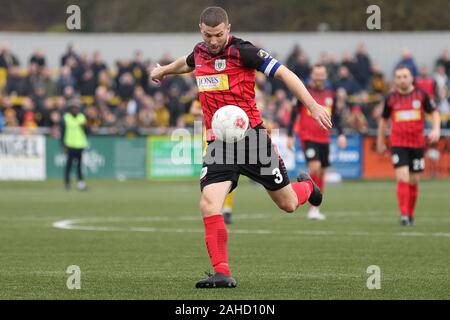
top-left (200, 7), bottom-right (229, 27)
top-left (395, 64), bottom-right (413, 75)
top-left (67, 97), bottom-right (81, 109)
top-left (312, 63), bottom-right (326, 70)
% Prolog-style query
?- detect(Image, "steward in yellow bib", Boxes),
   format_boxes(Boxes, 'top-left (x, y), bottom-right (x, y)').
top-left (61, 100), bottom-right (88, 191)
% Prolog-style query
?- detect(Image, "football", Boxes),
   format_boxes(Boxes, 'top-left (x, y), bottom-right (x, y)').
top-left (211, 105), bottom-right (249, 143)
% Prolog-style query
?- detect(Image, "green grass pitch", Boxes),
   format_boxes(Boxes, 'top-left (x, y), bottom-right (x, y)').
top-left (0, 179), bottom-right (449, 299)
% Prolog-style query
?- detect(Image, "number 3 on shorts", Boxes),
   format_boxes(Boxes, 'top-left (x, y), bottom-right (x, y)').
top-left (272, 168), bottom-right (283, 184)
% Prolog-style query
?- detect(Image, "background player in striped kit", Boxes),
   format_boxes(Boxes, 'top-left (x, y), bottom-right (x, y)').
top-left (377, 65), bottom-right (440, 226)
top-left (287, 64), bottom-right (346, 220)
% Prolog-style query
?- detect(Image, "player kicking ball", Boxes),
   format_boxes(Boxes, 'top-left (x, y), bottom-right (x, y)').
top-left (377, 65), bottom-right (440, 226)
top-left (287, 64), bottom-right (346, 220)
top-left (151, 7), bottom-right (332, 288)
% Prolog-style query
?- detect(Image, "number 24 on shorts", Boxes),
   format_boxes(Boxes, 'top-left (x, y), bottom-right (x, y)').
top-left (413, 158), bottom-right (425, 171)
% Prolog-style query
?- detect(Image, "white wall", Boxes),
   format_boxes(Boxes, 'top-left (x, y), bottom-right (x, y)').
top-left (1, 31), bottom-right (449, 79)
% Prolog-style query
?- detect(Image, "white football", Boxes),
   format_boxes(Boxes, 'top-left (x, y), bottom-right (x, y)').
top-left (211, 105), bottom-right (249, 143)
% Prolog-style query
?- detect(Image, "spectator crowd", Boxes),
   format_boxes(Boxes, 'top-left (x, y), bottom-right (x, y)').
top-left (0, 42), bottom-right (449, 138)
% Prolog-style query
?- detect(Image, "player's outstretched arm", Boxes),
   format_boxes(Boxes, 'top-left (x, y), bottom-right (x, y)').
top-left (274, 65), bottom-right (332, 130)
top-left (150, 55), bottom-right (194, 83)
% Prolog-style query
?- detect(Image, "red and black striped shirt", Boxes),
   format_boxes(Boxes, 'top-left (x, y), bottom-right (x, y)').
top-left (382, 87), bottom-right (436, 148)
top-left (186, 36), bottom-right (281, 140)
top-left (288, 85), bottom-right (340, 144)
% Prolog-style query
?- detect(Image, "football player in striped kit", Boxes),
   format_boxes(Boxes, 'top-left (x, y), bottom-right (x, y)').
top-left (287, 64), bottom-right (346, 220)
top-left (377, 65), bottom-right (440, 226)
top-left (151, 6), bottom-right (332, 288)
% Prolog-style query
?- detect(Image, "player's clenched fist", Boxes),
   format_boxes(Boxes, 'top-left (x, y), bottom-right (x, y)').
top-left (150, 63), bottom-right (165, 83)
top-left (310, 103), bottom-right (332, 130)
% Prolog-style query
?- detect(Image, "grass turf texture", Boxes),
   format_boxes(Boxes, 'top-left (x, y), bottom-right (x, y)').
top-left (0, 179), bottom-right (449, 299)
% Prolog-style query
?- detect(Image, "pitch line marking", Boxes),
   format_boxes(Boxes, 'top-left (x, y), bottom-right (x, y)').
top-left (52, 216), bottom-right (450, 238)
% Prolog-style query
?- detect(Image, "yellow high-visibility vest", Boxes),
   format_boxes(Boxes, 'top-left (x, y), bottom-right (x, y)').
top-left (64, 113), bottom-right (87, 149)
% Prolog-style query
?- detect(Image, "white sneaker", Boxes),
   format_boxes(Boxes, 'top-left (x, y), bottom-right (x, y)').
top-left (77, 181), bottom-right (87, 191)
top-left (307, 207), bottom-right (326, 220)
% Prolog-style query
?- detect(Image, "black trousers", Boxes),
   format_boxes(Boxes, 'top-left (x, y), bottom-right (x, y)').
top-left (65, 148), bottom-right (84, 184)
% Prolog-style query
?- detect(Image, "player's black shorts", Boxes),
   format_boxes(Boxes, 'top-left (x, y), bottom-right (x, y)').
top-left (391, 146), bottom-right (425, 172)
top-left (302, 140), bottom-right (330, 168)
top-left (200, 124), bottom-right (290, 193)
